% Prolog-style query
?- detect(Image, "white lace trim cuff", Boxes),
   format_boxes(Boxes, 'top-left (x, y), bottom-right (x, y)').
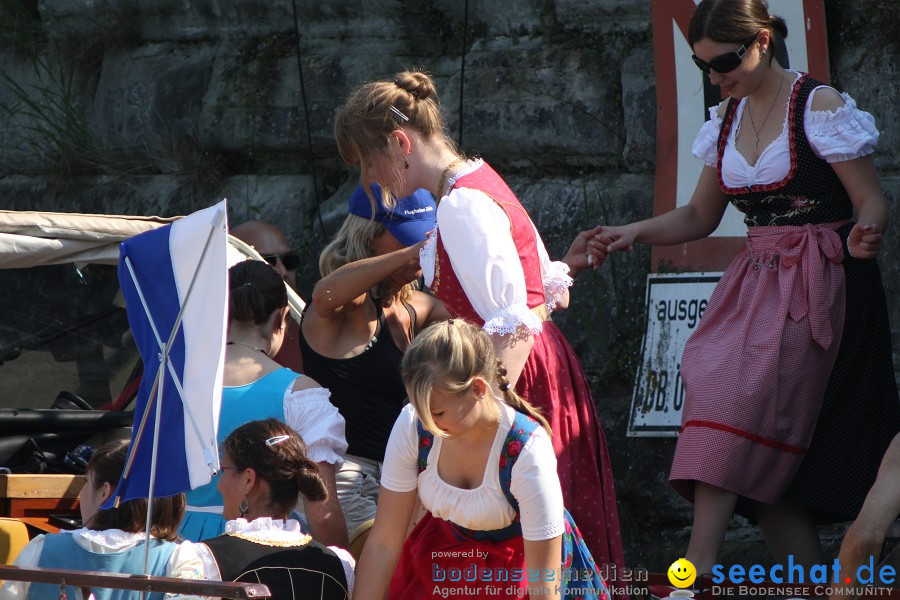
top-left (521, 519), bottom-right (566, 542)
top-left (543, 261), bottom-right (572, 313)
top-left (482, 303), bottom-right (543, 336)
top-left (306, 446), bottom-right (344, 467)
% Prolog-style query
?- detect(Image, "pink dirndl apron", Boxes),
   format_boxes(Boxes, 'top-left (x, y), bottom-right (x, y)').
top-left (671, 221), bottom-right (846, 503)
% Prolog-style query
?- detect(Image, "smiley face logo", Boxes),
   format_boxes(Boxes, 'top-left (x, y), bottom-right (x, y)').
top-left (667, 558), bottom-right (697, 588)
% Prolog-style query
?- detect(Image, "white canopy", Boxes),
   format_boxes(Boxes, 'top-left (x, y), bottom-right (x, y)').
top-left (0, 210), bottom-right (179, 268)
top-left (0, 209), bottom-right (306, 316)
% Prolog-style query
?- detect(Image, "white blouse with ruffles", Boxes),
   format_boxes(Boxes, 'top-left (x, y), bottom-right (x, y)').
top-left (0, 529), bottom-right (210, 600)
top-left (195, 517), bottom-right (356, 595)
top-left (692, 71), bottom-right (879, 188)
top-left (380, 401), bottom-right (565, 542)
top-left (419, 159), bottom-right (573, 336)
top-left (279, 383), bottom-right (347, 467)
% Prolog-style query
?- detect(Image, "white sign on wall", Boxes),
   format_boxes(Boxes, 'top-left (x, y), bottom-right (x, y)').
top-left (627, 273), bottom-right (721, 437)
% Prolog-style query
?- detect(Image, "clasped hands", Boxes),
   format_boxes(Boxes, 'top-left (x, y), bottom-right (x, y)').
top-left (562, 225), bottom-right (635, 276)
top-left (567, 221), bottom-right (882, 268)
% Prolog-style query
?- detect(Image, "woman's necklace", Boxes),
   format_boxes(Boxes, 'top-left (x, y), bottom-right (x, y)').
top-left (746, 73), bottom-right (785, 148)
top-left (437, 158), bottom-right (465, 198)
top-left (226, 341), bottom-right (268, 355)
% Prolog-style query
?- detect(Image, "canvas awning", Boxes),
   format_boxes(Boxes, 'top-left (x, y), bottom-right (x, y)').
top-left (0, 210), bottom-right (178, 268)
top-left (0, 209), bottom-right (306, 315)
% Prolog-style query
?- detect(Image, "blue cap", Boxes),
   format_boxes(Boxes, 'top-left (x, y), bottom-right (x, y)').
top-left (347, 184), bottom-right (436, 247)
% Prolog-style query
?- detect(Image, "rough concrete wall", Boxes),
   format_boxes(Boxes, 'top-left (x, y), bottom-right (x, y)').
top-left (0, 0), bottom-right (897, 571)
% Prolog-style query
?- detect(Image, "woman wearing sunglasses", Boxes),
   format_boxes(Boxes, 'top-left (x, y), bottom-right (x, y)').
top-left (179, 260), bottom-right (350, 549)
top-left (591, 0), bottom-right (898, 579)
top-left (197, 419), bottom-right (355, 599)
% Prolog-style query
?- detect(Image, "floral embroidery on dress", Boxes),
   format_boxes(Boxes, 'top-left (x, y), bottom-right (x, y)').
top-left (734, 193), bottom-right (821, 226)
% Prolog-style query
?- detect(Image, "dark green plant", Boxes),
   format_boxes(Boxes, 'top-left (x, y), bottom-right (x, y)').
top-left (0, 48), bottom-right (102, 175)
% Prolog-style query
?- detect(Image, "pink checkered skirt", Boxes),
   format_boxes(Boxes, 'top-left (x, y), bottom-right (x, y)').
top-left (671, 222), bottom-right (847, 503)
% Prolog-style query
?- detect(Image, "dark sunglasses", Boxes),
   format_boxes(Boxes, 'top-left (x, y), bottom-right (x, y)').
top-left (691, 34), bottom-right (759, 75)
top-left (262, 253), bottom-right (300, 271)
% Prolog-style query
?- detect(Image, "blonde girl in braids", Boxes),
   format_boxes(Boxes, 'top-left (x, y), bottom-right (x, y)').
top-left (351, 320), bottom-right (609, 600)
top-left (405, 319), bottom-right (550, 439)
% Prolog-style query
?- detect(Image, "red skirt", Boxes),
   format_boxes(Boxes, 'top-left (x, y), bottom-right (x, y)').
top-left (389, 514), bottom-right (530, 599)
top-left (516, 322), bottom-right (624, 572)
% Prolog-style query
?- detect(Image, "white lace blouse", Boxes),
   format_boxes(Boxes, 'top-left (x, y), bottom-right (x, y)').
top-left (279, 383), bottom-right (347, 467)
top-left (195, 518), bottom-right (356, 595)
top-left (419, 159), bottom-right (573, 336)
top-left (692, 71), bottom-right (879, 188)
top-left (380, 401), bottom-right (565, 541)
top-left (0, 529), bottom-right (210, 600)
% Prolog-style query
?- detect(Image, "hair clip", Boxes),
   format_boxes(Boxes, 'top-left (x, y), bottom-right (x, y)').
top-left (390, 106), bottom-right (409, 122)
top-left (499, 382), bottom-right (510, 392)
top-left (265, 435), bottom-right (290, 446)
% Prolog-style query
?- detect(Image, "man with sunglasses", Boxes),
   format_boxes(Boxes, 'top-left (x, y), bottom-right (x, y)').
top-left (231, 221), bottom-right (300, 291)
top-left (231, 220), bottom-right (304, 373)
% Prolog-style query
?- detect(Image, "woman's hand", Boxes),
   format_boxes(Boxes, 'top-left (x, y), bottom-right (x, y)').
top-left (847, 222), bottom-right (883, 259)
top-left (561, 226), bottom-right (606, 277)
top-left (588, 225), bottom-right (635, 257)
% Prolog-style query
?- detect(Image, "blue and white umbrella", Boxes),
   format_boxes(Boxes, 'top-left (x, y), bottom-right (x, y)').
top-left (106, 201), bottom-right (228, 571)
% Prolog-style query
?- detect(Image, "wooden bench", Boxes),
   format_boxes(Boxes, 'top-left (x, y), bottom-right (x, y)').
top-left (0, 474), bottom-right (84, 536)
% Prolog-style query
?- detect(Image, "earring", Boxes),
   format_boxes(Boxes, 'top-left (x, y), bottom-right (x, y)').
top-left (404, 158), bottom-right (409, 169)
top-left (239, 498), bottom-right (249, 518)
top-left (762, 49), bottom-right (767, 55)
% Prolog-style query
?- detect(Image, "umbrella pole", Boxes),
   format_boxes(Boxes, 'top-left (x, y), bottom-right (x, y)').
top-left (142, 353), bottom-right (166, 594)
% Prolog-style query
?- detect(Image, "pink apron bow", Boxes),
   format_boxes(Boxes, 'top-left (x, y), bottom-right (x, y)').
top-left (775, 223), bottom-right (844, 349)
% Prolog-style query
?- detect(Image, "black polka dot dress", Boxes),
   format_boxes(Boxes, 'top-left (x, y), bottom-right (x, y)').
top-left (671, 74), bottom-right (899, 523)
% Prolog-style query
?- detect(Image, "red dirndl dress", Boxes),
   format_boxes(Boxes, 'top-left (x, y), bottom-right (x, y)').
top-left (429, 162), bottom-right (624, 569)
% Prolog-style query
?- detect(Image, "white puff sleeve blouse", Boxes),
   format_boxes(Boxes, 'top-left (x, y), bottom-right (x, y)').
top-left (380, 402), bottom-right (565, 541)
top-left (419, 160), bottom-right (571, 335)
top-left (282, 383), bottom-right (347, 468)
top-left (691, 73), bottom-right (879, 188)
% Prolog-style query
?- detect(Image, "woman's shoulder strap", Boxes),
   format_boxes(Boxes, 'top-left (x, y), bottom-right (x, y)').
top-left (416, 420), bottom-right (434, 474)
top-left (497, 411), bottom-right (541, 513)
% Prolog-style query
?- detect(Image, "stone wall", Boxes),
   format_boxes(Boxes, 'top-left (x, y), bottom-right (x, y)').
top-left (1, 0), bottom-right (898, 572)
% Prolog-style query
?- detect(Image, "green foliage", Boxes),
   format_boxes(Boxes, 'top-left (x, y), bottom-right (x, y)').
top-left (0, 47), bottom-right (102, 176)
